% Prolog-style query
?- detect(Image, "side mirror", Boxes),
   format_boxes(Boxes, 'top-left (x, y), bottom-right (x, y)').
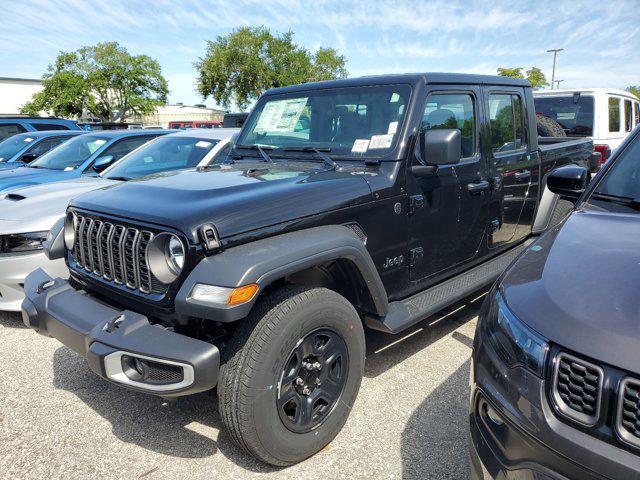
top-left (92, 155), bottom-right (115, 173)
top-left (18, 152), bottom-right (40, 163)
top-left (547, 165), bottom-right (589, 201)
top-left (413, 129), bottom-right (461, 177)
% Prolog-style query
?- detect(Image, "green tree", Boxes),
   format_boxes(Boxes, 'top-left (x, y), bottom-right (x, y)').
top-left (525, 67), bottom-right (549, 89)
top-left (195, 27), bottom-right (348, 110)
top-left (497, 67), bottom-right (524, 78)
top-left (21, 42), bottom-right (168, 121)
top-left (626, 86), bottom-right (640, 99)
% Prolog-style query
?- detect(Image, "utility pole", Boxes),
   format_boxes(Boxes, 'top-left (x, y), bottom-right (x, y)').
top-left (547, 48), bottom-right (564, 89)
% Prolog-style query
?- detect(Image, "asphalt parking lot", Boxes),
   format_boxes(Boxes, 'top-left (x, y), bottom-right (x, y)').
top-left (0, 292), bottom-right (484, 480)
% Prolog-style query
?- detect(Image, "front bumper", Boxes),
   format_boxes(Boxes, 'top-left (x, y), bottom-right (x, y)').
top-left (0, 251), bottom-right (67, 312)
top-left (22, 268), bottom-right (220, 396)
top-left (470, 308), bottom-right (640, 480)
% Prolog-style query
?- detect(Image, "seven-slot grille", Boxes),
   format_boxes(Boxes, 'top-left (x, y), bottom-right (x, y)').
top-left (71, 212), bottom-right (160, 294)
top-left (617, 378), bottom-right (640, 448)
top-left (552, 352), bottom-right (603, 426)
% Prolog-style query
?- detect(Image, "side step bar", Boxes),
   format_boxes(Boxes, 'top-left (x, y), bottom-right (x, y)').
top-left (365, 240), bottom-right (533, 334)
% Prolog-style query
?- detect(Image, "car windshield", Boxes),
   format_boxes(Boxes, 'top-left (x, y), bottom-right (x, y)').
top-left (102, 135), bottom-right (219, 180)
top-left (592, 135), bottom-right (640, 201)
top-left (0, 134), bottom-right (34, 161)
top-left (535, 95), bottom-right (594, 136)
top-left (29, 135), bottom-right (108, 170)
top-left (237, 84), bottom-right (411, 158)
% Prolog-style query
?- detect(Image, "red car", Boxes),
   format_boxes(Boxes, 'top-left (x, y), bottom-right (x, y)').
top-left (168, 121), bottom-right (221, 129)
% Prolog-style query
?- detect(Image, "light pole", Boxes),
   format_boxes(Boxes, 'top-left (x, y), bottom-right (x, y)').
top-left (547, 48), bottom-right (564, 89)
top-left (554, 79), bottom-right (564, 90)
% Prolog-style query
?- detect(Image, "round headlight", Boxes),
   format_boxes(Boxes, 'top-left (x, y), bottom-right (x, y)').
top-left (148, 233), bottom-right (185, 284)
top-left (64, 212), bottom-right (76, 250)
top-left (166, 235), bottom-right (185, 275)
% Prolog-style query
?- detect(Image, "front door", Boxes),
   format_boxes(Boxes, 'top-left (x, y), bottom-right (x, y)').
top-left (484, 87), bottom-right (536, 248)
top-left (407, 88), bottom-right (490, 283)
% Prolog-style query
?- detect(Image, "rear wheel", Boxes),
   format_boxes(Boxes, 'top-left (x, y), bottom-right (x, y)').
top-left (218, 285), bottom-right (365, 466)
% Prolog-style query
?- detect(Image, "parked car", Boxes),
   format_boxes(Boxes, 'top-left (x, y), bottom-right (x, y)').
top-left (0, 130), bottom-right (82, 170)
top-left (470, 125), bottom-right (640, 479)
top-left (169, 121), bottom-right (221, 129)
top-left (222, 112), bottom-right (249, 128)
top-left (535, 88), bottom-right (640, 167)
top-left (23, 73), bottom-right (595, 466)
top-left (0, 128), bottom-right (237, 312)
top-left (0, 116), bottom-right (81, 142)
top-left (0, 129), bottom-right (168, 193)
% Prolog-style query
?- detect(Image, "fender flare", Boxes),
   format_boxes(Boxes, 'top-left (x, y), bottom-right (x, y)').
top-left (175, 225), bottom-right (389, 322)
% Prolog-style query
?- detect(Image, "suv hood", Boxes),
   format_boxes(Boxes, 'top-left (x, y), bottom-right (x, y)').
top-left (71, 163), bottom-right (374, 241)
top-left (0, 177), bottom-right (117, 234)
top-left (501, 206), bottom-right (640, 374)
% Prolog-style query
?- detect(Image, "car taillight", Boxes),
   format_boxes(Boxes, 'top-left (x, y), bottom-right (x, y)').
top-left (594, 144), bottom-right (611, 167)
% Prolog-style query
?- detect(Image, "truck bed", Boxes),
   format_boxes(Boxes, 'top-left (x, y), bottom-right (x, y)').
top-left (539, 137), bottom-right (593, 171)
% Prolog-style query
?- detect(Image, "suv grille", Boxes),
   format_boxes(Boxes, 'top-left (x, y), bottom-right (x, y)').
top-left (552, 352), bottom-right (603, 426)
top-left (71, 213), bottom-right (162, 294)
top-left (617, 378), bottom-right (640, 448)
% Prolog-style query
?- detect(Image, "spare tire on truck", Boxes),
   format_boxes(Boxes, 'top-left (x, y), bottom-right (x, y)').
top-left (536, 114), bottom-right (566, 137)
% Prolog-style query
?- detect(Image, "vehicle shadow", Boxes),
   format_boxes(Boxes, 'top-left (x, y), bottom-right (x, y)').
top-left (0, 311), bottom-right (27, 329)
top-left (401, 359), bottom-right (472, 480)
top-left (50, 347), bottom-right (277, 473)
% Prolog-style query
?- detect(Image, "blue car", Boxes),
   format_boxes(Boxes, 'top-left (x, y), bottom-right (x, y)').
top-left (0, 129), bottom-right (168, 192)
top-left (0, 117), bottom-right (81, 142)
top-left (0, 130), bottom-right (83, 170)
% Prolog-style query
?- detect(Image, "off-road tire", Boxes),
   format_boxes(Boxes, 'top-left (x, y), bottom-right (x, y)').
top-left (218, 285), bottom-right (365, 466)
top-left (536, 115), bottom-right (567, 137)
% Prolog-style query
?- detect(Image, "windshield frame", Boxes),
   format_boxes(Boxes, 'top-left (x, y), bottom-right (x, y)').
top-left (235, 83), bottom-right (413, 161)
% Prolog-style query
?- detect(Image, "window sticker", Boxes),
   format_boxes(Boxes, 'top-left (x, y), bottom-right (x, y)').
top-left (24, 137), bottom-right (34, 142)
top-left (94, 139), bottom-right (107, 146)
top-left (195, 141), bottom-right (212, 148)
top-left (369, 134), bottom-right (394, 149)
top-left (387, 121), bottom-right (398, 135)
top-left (351, 139), bottom-right (370, 153)
top-left (255, 98), bottom-right (308, 133)
top-left (64, 166), bottom-right (74, 171)
top-left (390, 93), bottom-right (400, 103)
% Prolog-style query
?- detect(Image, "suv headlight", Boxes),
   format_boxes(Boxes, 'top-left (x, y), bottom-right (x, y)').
top-left (483, 291), bottom-right (549, 377)
top-left (148, 233), bottom-right (185, 284)
top-left (0, 231), bottom-right (49, 253)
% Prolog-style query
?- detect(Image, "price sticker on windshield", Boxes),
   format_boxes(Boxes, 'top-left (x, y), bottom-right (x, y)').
top-left (351, 139), bottom-right (370, 153)
top-left (369, 134), bottom-right (394, 149)
top-left (255, 98), bottom-right (308, 133)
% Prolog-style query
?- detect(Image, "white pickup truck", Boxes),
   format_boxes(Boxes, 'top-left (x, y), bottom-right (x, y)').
top-left (534, 88), bottom-right (640, 167)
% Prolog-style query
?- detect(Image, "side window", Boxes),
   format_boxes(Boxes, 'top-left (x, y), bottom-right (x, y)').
top-left (624, 99), bottom-right (633, 132)
top-left (609, 97), bottom-right (621, 132)
top-left (27, 137), bottom-right (67, 156)
top-left (32, 123), bottom-right (70, 131)
top-left (422, 93), bottom-right (476, 158)
top-left (488, 94), bottom-right (525, 153)
top-left (0, 123), bottom-right (27, 142)
top-left (635, 102), bottom-right (640, 127)
top-left (101, 136), bottom-right (155, 161)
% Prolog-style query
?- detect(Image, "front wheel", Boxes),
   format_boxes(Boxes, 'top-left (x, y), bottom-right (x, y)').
top-left (218, 286), bottom-right (365, 466)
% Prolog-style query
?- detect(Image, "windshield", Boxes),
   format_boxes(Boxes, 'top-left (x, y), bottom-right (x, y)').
top-left (103, 135), bottom-right (218, 180)
top-left (535, 95), bottom-right (594, 136)
top-left (29, 135), bottom-right (107, 170)
top-left (592, 134), bottom-right (640, 200)
top-left (237, 84), bottom-right (411, 158)
top-left (0, 134), bottom-right (34, 161)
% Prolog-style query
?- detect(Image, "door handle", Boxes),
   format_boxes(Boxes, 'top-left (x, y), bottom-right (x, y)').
top-left (467, 180), bottom-right (490, 195)
top-left (514, 170), bottom-right (531, 181)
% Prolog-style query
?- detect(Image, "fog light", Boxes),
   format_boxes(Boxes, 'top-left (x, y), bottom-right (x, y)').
top-left (104, 351), bottom-right (194, 392)
top-left (485, 404), bottom-right (504, 426)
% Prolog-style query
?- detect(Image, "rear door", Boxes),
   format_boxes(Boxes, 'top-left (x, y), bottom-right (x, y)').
top-left (0, 123), bottom-right (27, 142)
top-left (484, 87), bottom-right (537, 249)
top-left (407, 86), bottom-right (490, 282)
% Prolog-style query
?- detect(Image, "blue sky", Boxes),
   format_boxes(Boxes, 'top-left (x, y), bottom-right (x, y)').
top-left (1, 0), bottom-right (638, 109)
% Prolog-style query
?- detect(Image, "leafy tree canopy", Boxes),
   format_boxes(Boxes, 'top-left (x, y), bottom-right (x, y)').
top-left (195, 27), bottom-right (348, 110)
top-left (497, 66), bottom-right (549, 90)
top-left (626, 86), bottom-right (640, 99)
top-left (21, 42), bottom-right (168, 121)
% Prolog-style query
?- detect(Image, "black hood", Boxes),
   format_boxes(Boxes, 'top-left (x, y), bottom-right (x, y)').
top-left (71, 162), bottom-right (375, 242)
top-left (501, 205), bottom-right (640, 374)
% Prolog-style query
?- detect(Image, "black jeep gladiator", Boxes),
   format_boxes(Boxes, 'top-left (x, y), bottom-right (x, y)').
top-left (22, 73), bottom-right (594, 466)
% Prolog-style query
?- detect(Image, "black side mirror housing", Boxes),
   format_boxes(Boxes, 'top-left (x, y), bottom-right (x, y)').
top-left (92, 155), bottom-right (115, 173)
top-left (547, 165), bottom-right (590, 201)
top-left (413, 129), bottom-right (461, 177)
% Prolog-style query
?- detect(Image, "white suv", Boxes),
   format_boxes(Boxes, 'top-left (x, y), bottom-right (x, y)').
top-left (534, 88), bottom-right (640, 167)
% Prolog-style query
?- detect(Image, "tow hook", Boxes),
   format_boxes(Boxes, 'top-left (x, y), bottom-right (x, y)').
top-left (36, 279), bottom-right (56, 294)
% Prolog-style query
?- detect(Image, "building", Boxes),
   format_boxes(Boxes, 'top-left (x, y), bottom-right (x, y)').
top-left (0, 77), bottom-right (43, 114)
top-left (128, 103), bottom-right (226, 128)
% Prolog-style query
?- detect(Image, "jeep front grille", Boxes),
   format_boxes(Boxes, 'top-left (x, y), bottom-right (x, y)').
top-left (552, 352), bottom-right (603, 426)
top-left (71, 213), bottom-right (162, 294)
top-left (617, 378), bottom-right (640, 448)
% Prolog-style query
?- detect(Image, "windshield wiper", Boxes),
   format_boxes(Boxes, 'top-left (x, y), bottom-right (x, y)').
top-left (283, 146), bottom-right (339, 170)
top-left (592, 191), bottom-right (640, 210)
top-left (107, 176), bottom-right (132, 181)
top-left (235, 144), bottom-right (275, 163)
